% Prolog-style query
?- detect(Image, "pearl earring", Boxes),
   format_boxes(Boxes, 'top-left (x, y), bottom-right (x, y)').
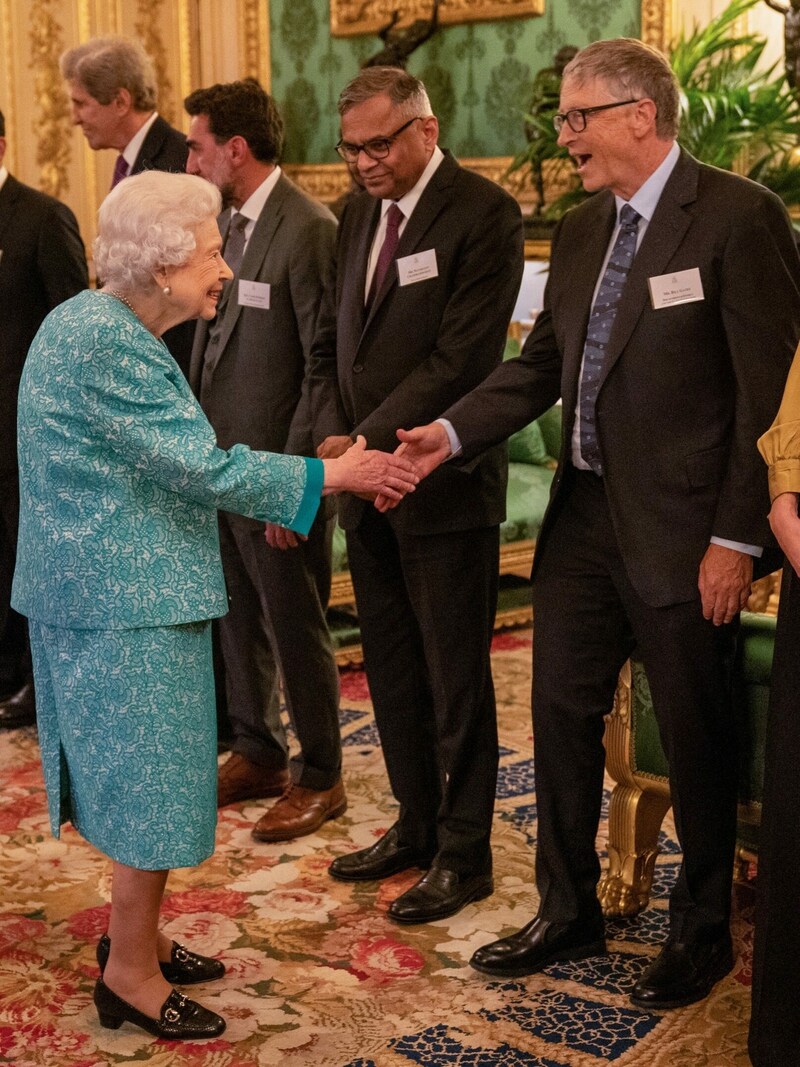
top-left (162, 285), bottom-right (172, 296)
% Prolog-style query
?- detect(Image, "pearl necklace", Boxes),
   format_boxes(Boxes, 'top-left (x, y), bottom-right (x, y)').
top-left (106, 288), bottom-right (136, 315)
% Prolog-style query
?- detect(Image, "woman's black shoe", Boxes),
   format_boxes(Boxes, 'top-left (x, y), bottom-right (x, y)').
top-left (93, 979), bottom-right (226, 1039)
top-left (96, 934), bottom-right (226, 985)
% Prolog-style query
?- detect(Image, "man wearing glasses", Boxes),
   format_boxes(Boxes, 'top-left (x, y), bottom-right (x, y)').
top-left (392, 38), bottom-right (800, 1007)
top-left (308, 66), bottom-right (523, 923)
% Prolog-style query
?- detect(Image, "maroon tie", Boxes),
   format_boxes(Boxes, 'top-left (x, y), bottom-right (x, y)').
top-left (368, 202), bottom-right (403, 305)
top-left (111, 154), bottom-right (129, 188)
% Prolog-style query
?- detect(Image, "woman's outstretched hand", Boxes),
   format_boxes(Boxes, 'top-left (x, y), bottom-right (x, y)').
top-left (322, 435), bottom-right (419, 502)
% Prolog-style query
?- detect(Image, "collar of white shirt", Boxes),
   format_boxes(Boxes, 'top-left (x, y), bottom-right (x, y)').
top-left (121, 112), bottom-right (160, 170)
top-left (230, 165), bottom-right (282, 244)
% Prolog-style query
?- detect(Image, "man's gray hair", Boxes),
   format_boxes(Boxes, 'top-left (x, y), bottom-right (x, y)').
top-left (94, 172), bottom-right (221, 291)
top-left (337, 66), bottom-right (432, 120)
top-left (563, 38), bottom-right (680, 140)
top-left (61, 36), bottom-right (157, 112)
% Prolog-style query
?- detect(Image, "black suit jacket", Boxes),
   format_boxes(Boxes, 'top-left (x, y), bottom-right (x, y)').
top-left (446, 151), bottom-right (800, 606)
top-left (130, 116), bottom-right (193, 376)
top-left (309, 150), bottom-right (524, 534)
top-left (0, 174), bottom-right (88, 471)
top-left (130, 115), bottom-right (188, 175)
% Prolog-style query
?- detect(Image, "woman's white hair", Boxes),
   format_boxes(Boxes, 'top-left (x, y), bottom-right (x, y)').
top-left (94, 171), bottom-right (222, 291)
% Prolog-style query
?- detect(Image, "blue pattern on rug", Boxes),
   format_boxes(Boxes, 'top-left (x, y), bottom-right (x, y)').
top-left (607, 908), bottom-right (671, 946)
top-left (343, 721), bottom-right (382, 746)
top-left (480, 987), bottom-right (662, 1058)
top-left (545, 950), bottom-right (652, 993)
top-left (390, 1024), bottom-right (563, 1065)
top-left (496, 760), bottom-right (536, 797)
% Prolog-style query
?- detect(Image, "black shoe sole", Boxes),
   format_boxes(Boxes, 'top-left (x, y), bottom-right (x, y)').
top-left (388, 878), bottom-right (494, 925)
top-left (470, 937), bottom-right (608, 978)
top-left (629, 951), bottom-right (735, 1010)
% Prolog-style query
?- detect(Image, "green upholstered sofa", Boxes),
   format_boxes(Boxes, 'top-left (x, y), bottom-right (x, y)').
top-left (326, 349), bottom-right (562, 664)
top-left (599, 606), bottom-right (777, 917)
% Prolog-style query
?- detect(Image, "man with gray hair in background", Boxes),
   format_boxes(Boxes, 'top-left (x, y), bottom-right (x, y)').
top-left (61, 36), bottom-right (191, 376)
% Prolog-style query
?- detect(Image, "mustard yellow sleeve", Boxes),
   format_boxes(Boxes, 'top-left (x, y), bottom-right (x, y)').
top-left (759, 342), bottom-right (800, 500)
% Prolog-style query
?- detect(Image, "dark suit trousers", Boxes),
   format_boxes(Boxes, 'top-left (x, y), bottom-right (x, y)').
top-left (346, 508), bottom-right (500, 874)
top-left (0, 472), bottom-right (30, 693)
top-left (217, 509), bottom-right (342, 790)
top-left (749, 566), bottom-right (800, 1067)
top-left (532, 468), bottom-right (738, 941)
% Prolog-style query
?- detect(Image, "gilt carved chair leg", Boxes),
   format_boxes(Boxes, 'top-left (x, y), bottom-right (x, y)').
top-left (598, 782), bottom-right (672, 918)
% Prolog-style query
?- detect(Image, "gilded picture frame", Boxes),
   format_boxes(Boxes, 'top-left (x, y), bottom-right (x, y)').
top-left (330, 0), bottom-right (545, 38)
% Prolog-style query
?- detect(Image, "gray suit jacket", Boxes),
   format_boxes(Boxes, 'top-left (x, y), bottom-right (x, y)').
top-left (191, 172), bottom-right (337, 460)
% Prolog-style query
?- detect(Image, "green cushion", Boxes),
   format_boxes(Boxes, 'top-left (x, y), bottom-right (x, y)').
top-left (537, 405), bottom-right (563, 462)
top-left (331, 524), bottom-right (348, 574)
top-left (501, 462), bottom-right (554, 543)
top-left (508, 419), bottom-right (555, 466)
top-left (630, 660), bottom-right (670, 779)
top-left (501, 337), bottom-right (558, 467)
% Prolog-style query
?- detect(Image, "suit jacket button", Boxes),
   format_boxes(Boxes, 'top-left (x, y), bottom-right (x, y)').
top-left (353, 363), bottom-right (364, 373)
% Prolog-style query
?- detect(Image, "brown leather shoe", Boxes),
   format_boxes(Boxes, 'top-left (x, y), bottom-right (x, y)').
top-left (216, 753), bottom-right (289, 808)
top-left (251, 780), bottom-right (347, 841)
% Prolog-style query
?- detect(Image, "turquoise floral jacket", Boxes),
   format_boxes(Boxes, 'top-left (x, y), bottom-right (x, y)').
top-left (12, 291), bottom-right (322, 629)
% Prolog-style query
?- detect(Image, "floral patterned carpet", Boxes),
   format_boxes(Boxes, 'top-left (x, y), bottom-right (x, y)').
top-left (0, 630), bottom-right (754, 1067)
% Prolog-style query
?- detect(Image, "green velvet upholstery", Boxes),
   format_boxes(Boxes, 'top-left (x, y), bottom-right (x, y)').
top-left (627, 610), bottom-right (775, 854)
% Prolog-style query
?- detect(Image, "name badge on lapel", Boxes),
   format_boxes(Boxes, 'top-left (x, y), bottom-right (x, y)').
top-left (648, 267), bottom-right (704, 309)
top-left (397, 249), bottom-right (438, 287)
top-left (238, 280), bottom-right (271, 309)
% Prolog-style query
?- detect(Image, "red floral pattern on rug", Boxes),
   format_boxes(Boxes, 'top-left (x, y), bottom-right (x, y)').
top-left (0, 630), bottom-right (754, 1065)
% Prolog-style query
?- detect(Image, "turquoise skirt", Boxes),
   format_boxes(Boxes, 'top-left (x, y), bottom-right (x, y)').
top-left (30, 620), bottom-right (217, 870)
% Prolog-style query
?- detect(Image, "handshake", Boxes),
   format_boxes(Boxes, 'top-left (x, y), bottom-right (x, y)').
top-left (317, 424), bottom-right (453, 510)
top-left (265, 425), bottom-right (452, 549)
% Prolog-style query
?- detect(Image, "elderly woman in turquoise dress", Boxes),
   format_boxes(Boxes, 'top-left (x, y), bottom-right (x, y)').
top-left (11, 170), bottom-right (417, 1042)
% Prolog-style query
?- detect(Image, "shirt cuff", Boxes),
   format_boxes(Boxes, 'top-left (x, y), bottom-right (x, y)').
top-left (436, 418), bottom-right (460, 458)
top-left (768, 462), bottom-right (800, 501)
top-left (710, 536), bottom-right (763, 558)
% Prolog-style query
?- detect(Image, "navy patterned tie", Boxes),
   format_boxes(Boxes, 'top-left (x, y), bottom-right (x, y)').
top-left (579, 203), bottom-right (641, 475)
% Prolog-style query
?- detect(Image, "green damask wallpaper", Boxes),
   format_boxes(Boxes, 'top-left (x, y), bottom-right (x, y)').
top-left (269, 0), bottom-right (641, 163)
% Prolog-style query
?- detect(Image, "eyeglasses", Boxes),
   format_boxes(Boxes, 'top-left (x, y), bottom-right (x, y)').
top-left (553, 99), bottom-right (642, 134)
top-left (335, 116), bottom-right (422, 163)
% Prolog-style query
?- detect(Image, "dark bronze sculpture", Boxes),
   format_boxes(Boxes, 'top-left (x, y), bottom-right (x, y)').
top-left (765, 0), bottom-right (800, 92)
top-left (362, 0), bottom-right (440, 68)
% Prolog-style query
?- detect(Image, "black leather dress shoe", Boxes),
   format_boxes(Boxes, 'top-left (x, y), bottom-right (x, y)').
top-left (470, 915), bottom-right (607, 978)
top-left (329, 824), bottom-right (434, 882)
top-left (93, 979), bottom-right (226, 1039)
top-left (630, 936), bottom-right (734, 1009)
top-left (0, 680), bottom-right (35, 729)
top-left (388, 866), bottom-right (494, 924)
top-left (97, 934), bottom-right (225, 985)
